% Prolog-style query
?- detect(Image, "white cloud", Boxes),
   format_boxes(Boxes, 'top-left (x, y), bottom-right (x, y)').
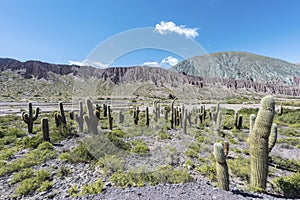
top-left (162, 56), bottom-right (179, 66)
top-left (143, 56), bottom-right (179, 68)
top-left (143, 61), bottom-right (160, 67)
top-left (154, 21), bottom-right (199, 39)
top-left (68, 60), bottom-right (85, 66)
top-left (68, 59), bottom-right (110, 68)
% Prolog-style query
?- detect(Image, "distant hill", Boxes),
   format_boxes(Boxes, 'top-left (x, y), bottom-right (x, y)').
top-left (1, 53), bottom-right (300, 100)
top-left (172, 52), bottom-right (300, 86)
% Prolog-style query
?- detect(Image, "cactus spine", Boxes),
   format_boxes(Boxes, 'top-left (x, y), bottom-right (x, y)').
top-left (84, 99), bottom-right (99, 134)
top-left (213, 143), bottom-right (229, 191)
top-left (41, 118), bottom-right (50, 142)
top-left (250, 95), bottom-right (275, 191)
top-left (22, 102), bottom-right (40, 134)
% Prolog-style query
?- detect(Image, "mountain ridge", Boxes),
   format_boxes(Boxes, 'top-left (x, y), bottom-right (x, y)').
top-left (172, 51), bottom-right (300, 86)
top-left (1, 51), bottom-right (300, 98)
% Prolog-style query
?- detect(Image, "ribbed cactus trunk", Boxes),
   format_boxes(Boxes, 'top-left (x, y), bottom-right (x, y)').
top-left (119, 111), bottom-right (124, 124)
top-left (214, 143), bottom-right (229, 191)
top-left (250, 95), bottom-right (275, 191)
top-left (76, 101), bottom-right (84, 132)
top-left (42, 118), bottom-right (50, 142)
top-left (59, 102), bottom-right (66, 125)
top-left (108, 106), bottom-right (113, 130)
top-left (146, 107), bottom-right (150, 127)
top-left (170, 99), bottom-right (176, 129)
top-left (22, 102), bottom-right (40, 134)
top-left (84, 99), bottom-right (99, 134)
top-left (183, 109), bottom-right (187, 134)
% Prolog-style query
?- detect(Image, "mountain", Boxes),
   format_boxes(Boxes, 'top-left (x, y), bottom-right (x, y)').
top-left (172, 52), bottom-right (300, 86)
top-left (1, 52), bottom-right (300, 101)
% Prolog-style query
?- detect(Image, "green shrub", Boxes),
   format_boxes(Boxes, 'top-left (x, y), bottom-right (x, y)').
top-left (196, 163), bottom-right (216, 182)
top-left (14, 169), bottom-right (51, 196)
top-left (57, 166), bottom-right (73, 178)
top-left (273, 173), bottom-right (300, 198)
top-left (59, 143), bottom-right (95, 163)
top-left (270, 156), bottom-right (300, 172)
top-left (105, 131), bottom-right (130, 151)
top-left (79, 180), bottom-right (104, 195)
top-left (275, 109), bottom-right (300, 128)
top-left (97, 155), bottom-right (124, 176)
top-left (228, 156), bottom-right (250, 181)
top-left (184, 159), bottom-right (194, 169)
top-left (130, 140), bottom-right (149, 155)
top-left (0, 147), bottom-right (16, 160)
top-left (36, 180), bottom-right (53, 193)
top-left (10, 168), bottom-right (34, 184)
top-left (68, 184), bottom-right (79, 197)
top-left (0, 142), bottom-right (56, 177)
top-left (277, 138), bottom-right (300, 148)
top-left (110, 165), bottom-right (193, 188)
top-left (17, 133), bottom-right (43, 149)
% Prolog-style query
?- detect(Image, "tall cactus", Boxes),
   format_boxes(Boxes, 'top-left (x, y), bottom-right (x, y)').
top-left (41, 118), bottom-right (50, 142)
top-left (119, 111), bottom-right (124, 124)
top-left (146, 107), bottom-right (150, 127)
top-left (183, 109), bottom-right (187, 134)
top-left (153, 101), bottom-right (160, 122)
top-left (214, 143), bottom-right (229, 191)
top-left (74, 101), bottom-right (84, 132)
top-left (107, 106), bottom-right (113, 130)
top-left (84, 99), bottom-right (99, 134)
top-left (22, 102), bottom-right (40, 134)
top-left (53, 102), bottom-right (66, 127)
top-left (277, 102), bottom-right (283, 116)
top-left (170, 98), bottom-right (176, 129)
top-left (133, 107), bottom-right (140, 125)
top-left (216, 110), bottom-right (222, 134)
top-left (250, 95), bottom-right (275, 191)
top-left (234, 112), bottom-right (243, 130)
top-left (199, 105), bottom-right (206, 125)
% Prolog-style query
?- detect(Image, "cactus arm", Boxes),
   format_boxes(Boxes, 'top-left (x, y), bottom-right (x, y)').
top-left (33, 107), bottom-right (40, 121)
top-left (268, 124), bottom-right (278, 153)
top-left (22, 112), bottom-right (29, 124)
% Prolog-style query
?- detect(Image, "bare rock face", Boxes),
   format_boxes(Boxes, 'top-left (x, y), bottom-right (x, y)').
top-left (173, 51), bottom-right (300, 86)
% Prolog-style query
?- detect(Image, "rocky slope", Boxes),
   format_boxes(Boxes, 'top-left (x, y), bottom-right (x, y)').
top-left (172, 52), bottom-right (300, 86)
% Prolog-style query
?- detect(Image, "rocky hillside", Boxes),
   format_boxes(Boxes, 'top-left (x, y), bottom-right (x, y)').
top-left (1, 53), bottom-right (300, 98)
top-left (172, 52), bottom-right (300, 86)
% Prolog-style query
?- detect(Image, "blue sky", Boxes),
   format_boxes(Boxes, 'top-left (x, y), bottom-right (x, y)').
top-left (0, 0), bottom-right (300, 67)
